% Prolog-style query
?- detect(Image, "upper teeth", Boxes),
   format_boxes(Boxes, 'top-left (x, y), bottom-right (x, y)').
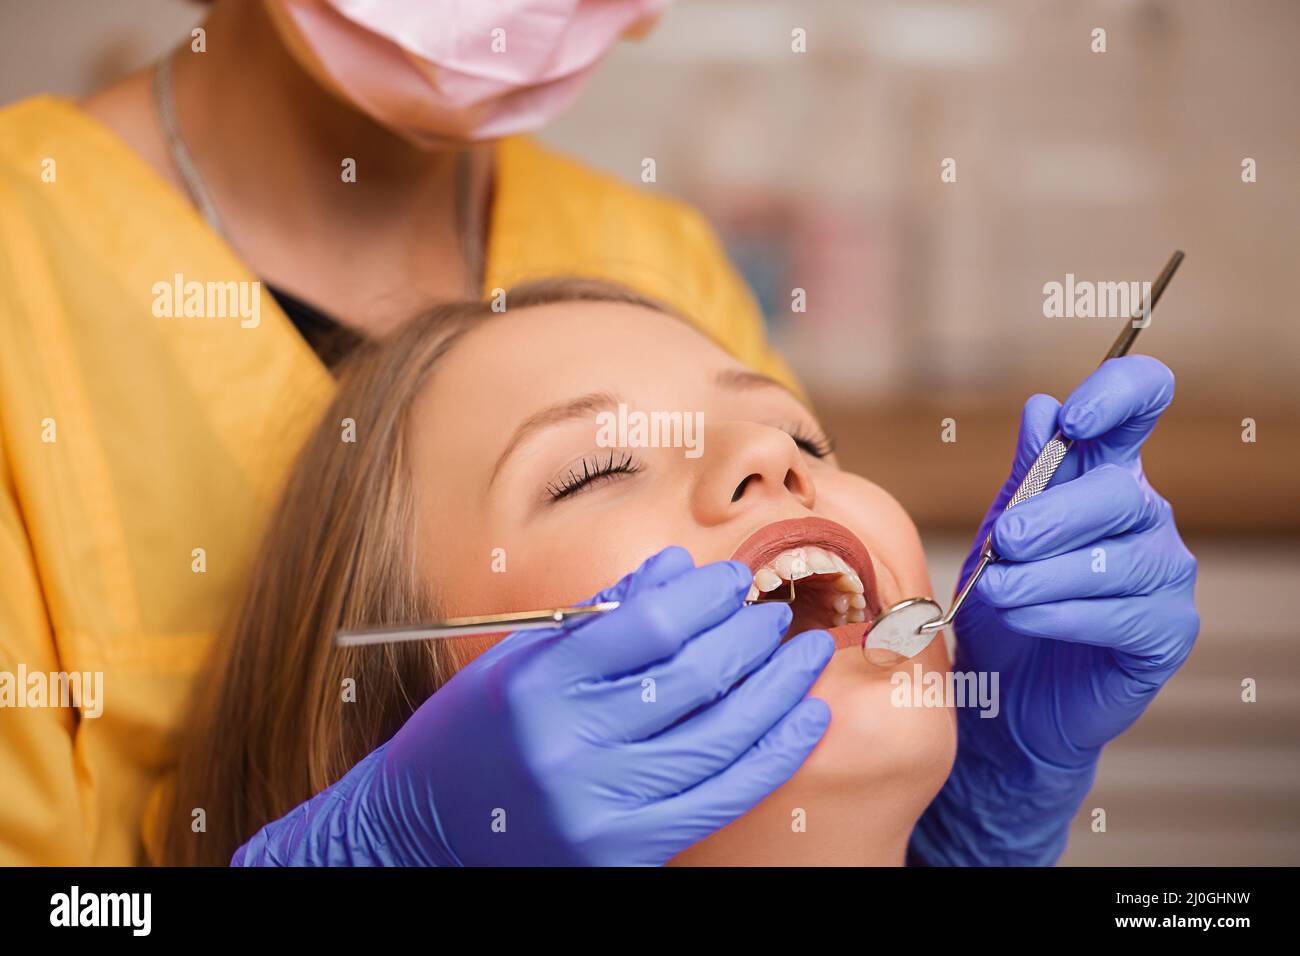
top-left (746, 545), bottom-right (865, 603)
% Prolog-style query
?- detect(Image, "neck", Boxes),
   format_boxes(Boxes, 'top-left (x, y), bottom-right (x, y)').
top-left (171, 0), bottom-right (481, 233)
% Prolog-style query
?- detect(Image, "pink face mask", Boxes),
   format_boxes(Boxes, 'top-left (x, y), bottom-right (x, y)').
top-left (266, 0), bottom-right (672, 146)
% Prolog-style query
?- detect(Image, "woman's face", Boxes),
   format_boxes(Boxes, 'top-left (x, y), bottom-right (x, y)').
top-left (408, 300), bottom-right (956, 865)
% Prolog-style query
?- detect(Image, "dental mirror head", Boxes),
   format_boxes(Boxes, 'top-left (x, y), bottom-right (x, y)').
top-left (862, 597), bottom-right (943, 667)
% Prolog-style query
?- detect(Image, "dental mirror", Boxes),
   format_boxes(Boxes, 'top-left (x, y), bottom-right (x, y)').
top-left (862, 597), bottom-right (943, 667)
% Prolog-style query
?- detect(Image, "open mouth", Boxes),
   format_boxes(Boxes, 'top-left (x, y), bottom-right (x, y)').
top-left (729, 517), bottom-right (883, 650)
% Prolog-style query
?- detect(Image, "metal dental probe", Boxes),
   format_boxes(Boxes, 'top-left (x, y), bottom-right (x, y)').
top-left (335, 580), bottom-right (799, 648)
top-left (861, 249), bottom-right (1185, 665)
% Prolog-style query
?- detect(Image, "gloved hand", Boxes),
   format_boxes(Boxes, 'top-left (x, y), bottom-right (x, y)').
top-left (233, 546), bottom-right (835, 866)
top-left (911, 355), bottom-right (1199, 866)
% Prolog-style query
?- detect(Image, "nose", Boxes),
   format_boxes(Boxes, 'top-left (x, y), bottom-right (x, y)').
top-left (691, 422), bottom-right (816, 526)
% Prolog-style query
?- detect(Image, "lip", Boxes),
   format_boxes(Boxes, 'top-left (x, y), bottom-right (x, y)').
top-left (729, 516), bottom-right (882, 650)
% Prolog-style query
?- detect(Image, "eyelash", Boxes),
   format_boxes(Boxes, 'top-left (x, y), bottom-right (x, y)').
top-left (542, 425), bottom-right (834, 502)
top-left (785, 424), bottom-right (836, 459)
top-left (545, 450), bottom-right (643, 501)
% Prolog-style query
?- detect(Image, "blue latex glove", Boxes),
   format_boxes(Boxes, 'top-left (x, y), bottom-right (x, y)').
top-left (911, 355), bottom-right (1199, 866)
top-left (233, 546), bottom-right (835, 866)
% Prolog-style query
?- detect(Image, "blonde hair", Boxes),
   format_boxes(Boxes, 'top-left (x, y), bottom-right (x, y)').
top-left (161, 279), bottom-right (670, 865)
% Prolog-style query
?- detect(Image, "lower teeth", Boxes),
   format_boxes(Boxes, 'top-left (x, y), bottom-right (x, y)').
top-left (748, 569), bottom-right (867, 632)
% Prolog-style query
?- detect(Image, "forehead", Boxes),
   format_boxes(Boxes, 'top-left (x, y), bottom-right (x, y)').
top-left (428, 299), bottom-right (738, 405)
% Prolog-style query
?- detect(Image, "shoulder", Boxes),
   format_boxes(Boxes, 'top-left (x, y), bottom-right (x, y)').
top-left (496, 134), bottom-right (728, 277)
top-left (0, 92), bottom-right (193, 289)
top-left (0, 97), bottom-right (79, 319)
top-left (492, 136), bottom-right (798, 390)
top-left (0, 94), bottom-right (63, 146)
top-left (0, 90), bottom-right (173, 208)
top-left (0, 96), bottom-right (66, 217)
top-left (0, 94), bottom-right (133, 238)
top-left (0, 95), bottom-right (91, 178)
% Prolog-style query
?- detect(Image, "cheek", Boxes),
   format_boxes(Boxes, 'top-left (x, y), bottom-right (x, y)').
top-left (423, 521), bottom-right (633, 618)
top-left (817, 472), bottom-right (934, 605)
top-left (424, 547), bottom-right (631, 673)
top-left (422, 519), bottom-right (700, 672)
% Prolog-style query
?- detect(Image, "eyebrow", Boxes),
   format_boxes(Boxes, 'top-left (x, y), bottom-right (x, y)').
top-left (487, 370), bottom-right (804, 489)
top-left (715, 367), bottom-right (812, 412)
top-left (489, 391), bottom-right (621, 488)
top-left (714, 368), bottom-right (792, 394)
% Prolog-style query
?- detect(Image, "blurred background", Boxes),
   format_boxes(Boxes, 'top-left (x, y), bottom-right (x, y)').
top-left (2, 0), bottom-right (1296, 864)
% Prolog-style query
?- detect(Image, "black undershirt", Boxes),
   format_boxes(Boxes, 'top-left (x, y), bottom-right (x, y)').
top-left (266, 284), bottom-right (364, 372)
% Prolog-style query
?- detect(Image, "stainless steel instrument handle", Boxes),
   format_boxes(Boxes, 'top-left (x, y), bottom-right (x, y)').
top-left (1007, 432), bottom-right (1073, 509)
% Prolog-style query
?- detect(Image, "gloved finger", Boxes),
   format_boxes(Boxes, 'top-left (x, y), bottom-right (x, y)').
top-left (979, 526), bottom-right (1196, 608)
top-left (559, 558), bottom-right (755, 678)
top-left (636, 696), bottom-right (830, 850)
top-left (620, 629), bottom-right (835, 797)
top-left (989, 590), bottom-right (1200, 676)
top-left (1058, 355), bottom-right (1175, 457)
top-left (991, 463), bottom-right (1166, 561)
top-left (998, 393), bottom-right (1065, 500)
top-left (590, 602), bottom-right (796, 741)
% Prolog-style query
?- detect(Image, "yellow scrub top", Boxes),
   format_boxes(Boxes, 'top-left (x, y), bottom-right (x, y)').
top-left (0, 95), bottom-right (796, 865)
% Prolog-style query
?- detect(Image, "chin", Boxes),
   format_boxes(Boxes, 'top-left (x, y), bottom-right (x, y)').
top-left (669, 636), bottom-right (956, 867)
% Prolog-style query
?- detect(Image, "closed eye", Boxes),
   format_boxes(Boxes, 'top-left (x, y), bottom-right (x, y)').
top-left (783, 424), bottom-right (835, 459)
top-left (544, 450), bottom-right (643, 502)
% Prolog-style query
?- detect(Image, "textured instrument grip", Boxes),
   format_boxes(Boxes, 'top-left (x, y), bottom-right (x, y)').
top-left (1007, 433), bottom-right (1072, 508)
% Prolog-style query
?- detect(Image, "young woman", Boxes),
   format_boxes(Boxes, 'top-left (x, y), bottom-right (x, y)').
top-left (159, 279), bottom-right (958, 866)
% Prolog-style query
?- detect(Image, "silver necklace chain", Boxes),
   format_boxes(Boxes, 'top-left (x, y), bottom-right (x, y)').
top-left (154, 51), bottom-right (229, 238)
top-left (152, 49), bottom-right (483, 298)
